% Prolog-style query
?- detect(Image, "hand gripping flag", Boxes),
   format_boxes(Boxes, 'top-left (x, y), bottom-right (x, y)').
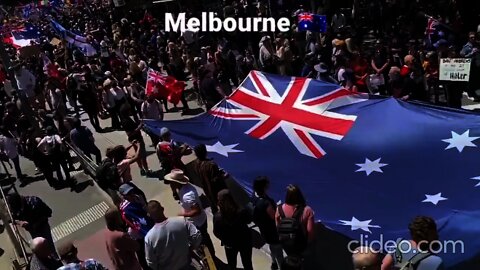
top-left (298, 13), bottom-right (327, 33)
top-left (146, 68), bottom-right (186, 105)
top-left (144, 71), bottom-right (480, 268)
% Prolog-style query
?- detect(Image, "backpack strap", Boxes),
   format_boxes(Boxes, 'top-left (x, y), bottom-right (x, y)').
top-left (394, 239), bottom-right (404, 265)
top-left (292, 205), bottom-right (305, 221)
top-left (277, 203), bottom-right (286, 219)
top-left (408, 251), bottom-right (432, 267)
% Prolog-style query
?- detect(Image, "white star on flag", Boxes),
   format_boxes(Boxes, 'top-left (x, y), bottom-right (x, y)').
top-left (442, 130), bottom-right (479, 152)
top-left (206, 141), bottom-right (244, 157)
top-left (422, 193), bottom-right (448, 205)
top-left (139, 218), bottom-right (147, 225)
top-left (355, 158), bottom-right (387, 176)
top-left (471, 176), bottom-right (480, 187)
top-left (339, 217), bottom-right (381, 233)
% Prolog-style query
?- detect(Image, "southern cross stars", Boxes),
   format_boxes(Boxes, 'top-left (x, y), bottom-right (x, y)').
top-left (339, 217), bottom-right (381, 233)
top-left (422, 193), bottom-right (448, 205)
top-left (355, 158), bottom-right (388, 176)
top-left (442, 130), bottom-right (479, 153)
top-left (471, 176), bottom-right (480, 187)
top-left (206, 141), bottom-right (244, 157)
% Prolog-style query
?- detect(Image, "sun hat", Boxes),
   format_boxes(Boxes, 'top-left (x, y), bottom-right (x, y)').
top-left (260, 35), bottom-right (271, 43)
top-left (314, 63), bottom-right (328, 73)
top-left (332, 38), bottom-right (345, 47)
top-left (164, 169), bottom-right (189, 184)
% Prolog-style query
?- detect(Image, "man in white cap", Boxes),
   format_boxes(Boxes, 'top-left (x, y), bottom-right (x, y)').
top-left (165, 169), bottom-right (215, 256)
top-left (29, 237), bottom-right (62, 270)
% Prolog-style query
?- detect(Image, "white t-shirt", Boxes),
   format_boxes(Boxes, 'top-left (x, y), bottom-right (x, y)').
top-left (37, 135), bottom-right (62, 155)
top-left (337, 68), bottom-right (346, 83)
top-left (178, 184), bottom-right (207, 227)
top-left (141, 100), bottom-right (163, 120)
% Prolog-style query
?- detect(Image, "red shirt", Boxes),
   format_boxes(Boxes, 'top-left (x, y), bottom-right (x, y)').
top-left (400, 65), bottom-right (411, 77)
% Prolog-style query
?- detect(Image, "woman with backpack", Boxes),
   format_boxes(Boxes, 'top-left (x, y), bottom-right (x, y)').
top-left (213, 189), bottom-right (254, 270)
top-left (275, 184), bottom-right (316, 270)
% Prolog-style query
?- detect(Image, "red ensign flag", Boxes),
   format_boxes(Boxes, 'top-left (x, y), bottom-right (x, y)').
top-left (145, 68), bottom-right (185, 105)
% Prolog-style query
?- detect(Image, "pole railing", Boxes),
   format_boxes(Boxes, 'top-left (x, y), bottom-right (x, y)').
top-left (0, 159), bottom-right (29, 269)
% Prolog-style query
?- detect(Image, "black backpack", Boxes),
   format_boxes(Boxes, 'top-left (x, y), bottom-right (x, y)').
top-left (277, 204), bottom-right (308, 255)
top-left (66, 75), bottom-right (78, 92)
top-left (95, 158), bottom-right (120, 190)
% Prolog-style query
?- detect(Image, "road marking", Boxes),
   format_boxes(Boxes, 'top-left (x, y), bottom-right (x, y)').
top-left (51, 201), bottom-right (109, 242)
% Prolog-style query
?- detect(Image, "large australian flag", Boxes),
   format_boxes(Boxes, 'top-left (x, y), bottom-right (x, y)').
top-left (298, 13), bottom-right (327, 33)
top-left (144, 71), bottom-right (480, 269)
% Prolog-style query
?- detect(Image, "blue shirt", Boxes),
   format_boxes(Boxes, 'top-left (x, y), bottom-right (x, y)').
top-left (57, 259), bottom-right (106, 270)
top-left (70, 127), bottom-right (95, 151)
top-left (392, 240), bottom-right (445, 270)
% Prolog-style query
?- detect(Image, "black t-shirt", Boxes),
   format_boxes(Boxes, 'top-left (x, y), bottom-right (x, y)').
top-left (213, 208), bottom-right (252, 248)
top-left (253, 195), bottom-right (279, 244)
top-left (121, 117), bottom-right (143, 143)
top-left (200, 77), bottom-right (222, 103)
top-left (373, 51), bottom-right (390, 76)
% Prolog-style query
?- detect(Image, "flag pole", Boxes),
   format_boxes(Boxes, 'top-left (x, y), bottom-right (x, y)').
top-left (63, 40), bottom-right (68, 68)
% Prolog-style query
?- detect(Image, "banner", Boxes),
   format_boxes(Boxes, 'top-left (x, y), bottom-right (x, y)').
top-left (440, 58), bottom-right (471, 82)
top-left (50, 20), bottom-right (97, 57)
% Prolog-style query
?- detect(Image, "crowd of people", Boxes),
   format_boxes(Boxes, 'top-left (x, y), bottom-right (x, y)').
top-left (0, 0), bottom-right (477, 269)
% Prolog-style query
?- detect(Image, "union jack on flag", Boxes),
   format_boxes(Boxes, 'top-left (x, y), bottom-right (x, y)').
top-left (210, 71), bottom-right (368, 158)
top-left (425, 17), bottom-right (439, 37)
top-left (298, 13), bottom-right (314, 22)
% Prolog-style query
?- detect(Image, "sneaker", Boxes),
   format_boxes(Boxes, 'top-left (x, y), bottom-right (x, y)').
top-left (140, 169), bottom-right (146, 176)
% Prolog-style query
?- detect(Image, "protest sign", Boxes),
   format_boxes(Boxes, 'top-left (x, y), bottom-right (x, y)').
top-left (440, 58), bottom-right (471, 82)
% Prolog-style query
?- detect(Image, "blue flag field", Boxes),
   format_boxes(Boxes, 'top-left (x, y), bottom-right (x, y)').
top-left (298, 13), bottom-right (327, 33)
top-left (144, 71), bottom-right (480, 268)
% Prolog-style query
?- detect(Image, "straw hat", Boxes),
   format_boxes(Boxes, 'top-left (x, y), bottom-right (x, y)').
top-left (332, 39), bottom-right (345, 47)
top-left (314, 63), bottom-right (328, 73)
top-left (164, 169), bottom-right (189, 184)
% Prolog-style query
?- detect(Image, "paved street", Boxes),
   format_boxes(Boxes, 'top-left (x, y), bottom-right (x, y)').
top-left (0, 97), bottom-right (271, 269)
